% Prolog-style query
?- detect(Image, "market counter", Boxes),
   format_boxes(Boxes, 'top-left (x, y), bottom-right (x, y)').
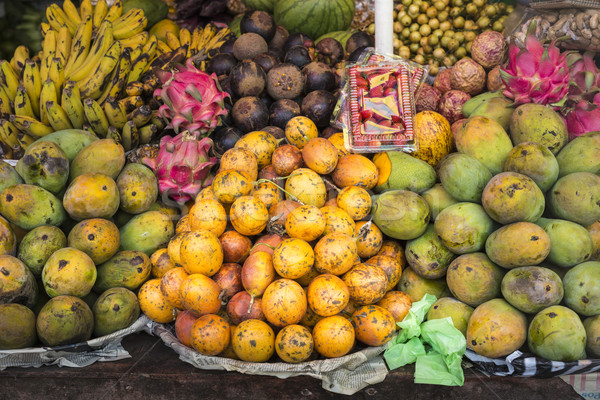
top-left (0, 332), bottom-right (583, 400)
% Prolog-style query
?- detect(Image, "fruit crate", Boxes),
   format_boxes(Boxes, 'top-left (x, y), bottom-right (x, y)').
top-left (149, 320), bottom-right (390, 395)
top-left (0, 315), bottom-right (150, 370)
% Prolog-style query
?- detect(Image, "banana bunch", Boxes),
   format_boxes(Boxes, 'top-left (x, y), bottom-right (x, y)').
top-left (154, 23), bottom-right (233, 64)
top-left (0, 0), bottom-right (169, 156)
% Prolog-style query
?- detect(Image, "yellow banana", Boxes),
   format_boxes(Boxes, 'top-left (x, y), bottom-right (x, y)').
top-left (56, 26), bottom-right (72, 66)
top-left (13, 85), bottom-right (35, 119)
top-left (107, 125), bottom-right (121, 142)
top-left (119, 95), bottom-right (143, 113)
top-left (112, 9), bottom-right (147, 40)
top-left (80, 0), bottom-right (93, 23)
top-left (105, 0), bottom-right (123, 22)
top-left (128, 105), bottom-right (152, 128)
top-left (76, 40), bottom-right (122, 100)
top-left (104, 97), bottom-right (127, 129)
top-left (93, 0), bottom-right (109, 30)
top-left (0, 88), bottom-right (12, 118)
top-left (179, 28), bottom-right (192, 57)
top-left (120, 120), bottom-right (138, 151)
top-left (97, 47), bottom-right (132, 105)
top-left (48, 57), bottom-right (65, 98)
top-left (197, 24), bottom-right (216, 52)
top-left (0, 61), bottom-right (19, 101)
top-left (127, 53), bottom-right (149, 84)
top-left (191, 27), bottom-right (202, 56)
top-left (142, 74), bottom-right (160, 98)
top-left (204, 28), bottom-right (231, 54)
top-left (17, 132), bottom-right (36, 150)
top-left (39, 79), bottom-right (58, 125)
top-left (62, 0), bottom-right (81, 25)
top-left (83, 98), bottom-right (109, 137)
top-left (22, 60), bottom-right (42, 115)
top-left (46, 100), bottom-right (73, 131)
top-left (10, 115), bottom-right (54, 137)
top-left (63, 16), bottom-right (93, 77)
top-left (125, 81), bottom-right (144, 97)
top-left (67, 20), bottom-right (113, 82)
top-left (47, 4), bottom-right (77, 35)
top-left (119, 31), bottom-right (148, 50)
top-left (129, 44), bottom-right (143, 65)
top-left (0, 119), bottom-right (21, 148)
top-left (143, 35), bottom-right (158, 59)
top-left (151, 113), bottom-right (166, 131)
top-left (61, 83), bottom-right (85, 129)
top-left (40, 22), bottom-right (52, 39)
top-left (139, 123), bottom-right (158, 145)
top-left (42, 29), bottom-right (57, 61)
top-left (156, 40), bottom-right (171, 55)
top-left (165, 31), bottom-right (181, 51)
top-left (40, 50), bottom-right (55, 84)
top-left (10, 46), bottom-right (30, 75)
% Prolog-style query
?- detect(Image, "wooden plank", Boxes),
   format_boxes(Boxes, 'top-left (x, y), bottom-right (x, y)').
top-left (0, 333), bottom-right (583, 399)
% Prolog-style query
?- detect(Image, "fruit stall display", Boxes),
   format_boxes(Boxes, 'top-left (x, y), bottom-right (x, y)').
top-left (0, 0), bottom-right (599, 387)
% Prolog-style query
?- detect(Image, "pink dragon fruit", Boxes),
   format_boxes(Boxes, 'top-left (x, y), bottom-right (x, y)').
top-left (500, 32), bottom-right (570, 109)
top-left (561, 52), bottom-right (600, 139)
top-left (143, 130), bottom-right (218, 203)
top-left (154, 59), bottom-right (230, 137)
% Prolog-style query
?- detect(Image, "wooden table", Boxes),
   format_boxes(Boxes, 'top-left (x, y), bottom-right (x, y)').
top-left (0, 332), bottom-right (583, 399)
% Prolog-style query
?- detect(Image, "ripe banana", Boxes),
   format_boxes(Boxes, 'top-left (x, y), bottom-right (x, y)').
top-left (93, 0), bottom-right (109, 30)
top-left (80, 0), bottom-right (93, 21)
top-left (165, 31), bottom-right (181, 51)
top-left (178, 28), bottom-right (192, 57)
top-left (47, 4), bottom-right (77, 36)
top-left (139, 123), bottom-right (158, 145)
top-left (104, 97), bottom-right (127, 129)
top-left (191, 27), bottom-right (202, 56)
top-left (61, 83), bottom-right (85, 129)
top-left (39, 79), bottom-right (58, 125)
top-left (83, 98), bottom-right (109, 137)
top-left (56, 26), bottom-right (72, 66)
top-left (64, 16), bottom-right (93, 77)
top-left (105, 0), bottom-right (123, 22)
top-left (156, 40), bottom-right (172, 55)
top-left (119, 95), bottom-right (143, 113)
top-left (77, 40), bottom-right (122, 100)
top-left (143, 36), bottom-right (158, 61)
top-left (119, 31), bottom-right (149, 51)
top-left (0, 87), bottom-right (13, 118)
top-left (0, 61), bottom-right (19, 101)
top-left (150, 113), bottom-right (166, 131)
top-left (62, 0), bottom-right (82, 26)
top-left (129, 105), bottom-right (152, 128)
top-left (14, 85), bottom-right (36, 119)
top-left (10, 46), bottom-right (30, 76)
top-left (10, 115), bottom-right (54, 137)
top-left (129, 44), bottom-right (144, 66)
top-left (97, 48), bottom-right (132, 105)
top-left (107, 125), bottom-right (121, 142)
top-left (196, 24), bottom-right (216, 52)
top-left (125, 81), bottom-right (144, 97)
top-left (112, 9), bottom-right (147, 40)
top-left (68, 20), bottom-right (113, 82)
top-left (127, 53), bottom-right (150, 84)
top-left (40, 23), bottom-right (52, 39)
top-left (121, 120), bottom-right (139, 151)
top-left (0, 119), bottom-right (21, 148)
top-left (46, 100), bottom-right (73, 131)
top-left (40, 50), bottom-right (55, 83)
top-left (48, 57), bottom-right (65, 99)
top-left (23, 60), bottom-right (42, 116)
top-left (17, 132), bottom-right (36, 150)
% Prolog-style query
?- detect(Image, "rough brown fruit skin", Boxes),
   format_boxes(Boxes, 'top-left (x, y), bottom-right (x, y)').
top-left (267, 63), bottom-right (305, 100)
top-left (471, 31), bottom-right (508, 69)
top-left (487, 66), bottom-right (504, 92)
top-left (438, 90), bottom-right (471, 124)
top-left (433, 68), bottom-right (452, 93)
top-left (450, 58), bottom-right (486, 96)
top-left (467, 298), bottom-right (527, 359)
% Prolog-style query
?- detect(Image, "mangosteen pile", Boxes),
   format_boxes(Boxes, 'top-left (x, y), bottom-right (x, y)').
top-left (207, 10), bottom-right (374, 155)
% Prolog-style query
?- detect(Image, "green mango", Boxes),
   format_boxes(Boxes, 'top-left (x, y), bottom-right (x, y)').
top-left (0, 184), bottom-right (66, 230)
top-left (33, 129), bottom-right (98, 162)
top-left (119, 210), bottom-right (174, 256)
top-left (16, 140), bottom-right (69, 194)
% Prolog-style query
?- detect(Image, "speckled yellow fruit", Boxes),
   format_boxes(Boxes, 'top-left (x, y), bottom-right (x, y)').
top-left (211, 169), bottom-right (253, 204)
top-left (356, 221), bottom-right (383, 259)
top-left (167, 232), bottom-right (186, 266)
top-left (275, 324), bottom-right (314, 363)
top-left (272, 238), bottom-right (314, 279)
top-left (320, 205), bottom-right (356, 237)
top-left (160, 267), bottom-right (189, 309)
top-left (179, 230), bottom-right (223, 276)
top-left (328, 132), bottom-right (349, 158)
top-left (232, 319), bottom-right (275, 362)
top-left (351, 305), bottom-right (397, 346)
top-left (230, 195), bottom-right (269, 236)
top-left (337, 186), bottom-right (372, 221)
top-left (307, 273), bottom-right (350, 317)
top-left (180, 273), bottom-right (221, 316)
top-left (234, 130), bottom-right (278, 168)
top-left (285, 168), bottom-right (327, 207)
top-left (150, 248), bottom-right (177, 278)
top-left (219, 147), bottom-right (259, 181)
top-left (343, 263), bottom-right (389, 305)
top-left (312, 315), bottom-right (355, 358)
top-left (67, 218), bottom-right (120, 264)
top-left (190, 314), bottom-right (231, 356)
top-left (42, 247), bottom-right (97, 298)
top-left (285, 205), bottom-right (326, 242)
top-left (138, 278), bottom-right (176, 323)
top-left (285, 116), bottom-right (318, 149)
top-left (314, 233), bottom-right (358, 276)
top-left (261, 279), bottom-right (307, 327)
top-left (188, 199), bottom-right (227, 237)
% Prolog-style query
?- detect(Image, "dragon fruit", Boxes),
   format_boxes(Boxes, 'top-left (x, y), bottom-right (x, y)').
top-left (500, 32), bottom-right (570, 109)
top-left (143, 131), bottom-right (218, 203)
top-left (154, 59), bottom-right (230, 137)
top-left (562, 52), bottom-right (600, 139)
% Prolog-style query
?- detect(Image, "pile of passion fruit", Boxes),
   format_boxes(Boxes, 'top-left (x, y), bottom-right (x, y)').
top-left (365, 0), bottom-right (514, 75)
top-left (205, 10), bottom-right (375, 154)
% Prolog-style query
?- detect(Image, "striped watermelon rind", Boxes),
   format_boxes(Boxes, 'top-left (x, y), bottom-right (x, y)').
top-left (273, 0), bottom-right (355, 41)
top-left (242, 0), bottom-right (275, 13)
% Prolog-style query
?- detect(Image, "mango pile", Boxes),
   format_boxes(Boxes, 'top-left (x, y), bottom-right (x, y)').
top-left (0, 129), bottom-right (180, 349)
top-left (373, 103), bottom-right (600, 362)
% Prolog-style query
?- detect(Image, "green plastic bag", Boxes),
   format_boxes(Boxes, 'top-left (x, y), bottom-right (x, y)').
top-left (383, 294), bottom-right (466, 386)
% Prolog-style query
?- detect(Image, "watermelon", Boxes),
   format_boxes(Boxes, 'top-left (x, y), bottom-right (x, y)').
top-left (274, 0), bottom-right (355, 41)
top-left (242, 0), bottom-right (275, 13)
